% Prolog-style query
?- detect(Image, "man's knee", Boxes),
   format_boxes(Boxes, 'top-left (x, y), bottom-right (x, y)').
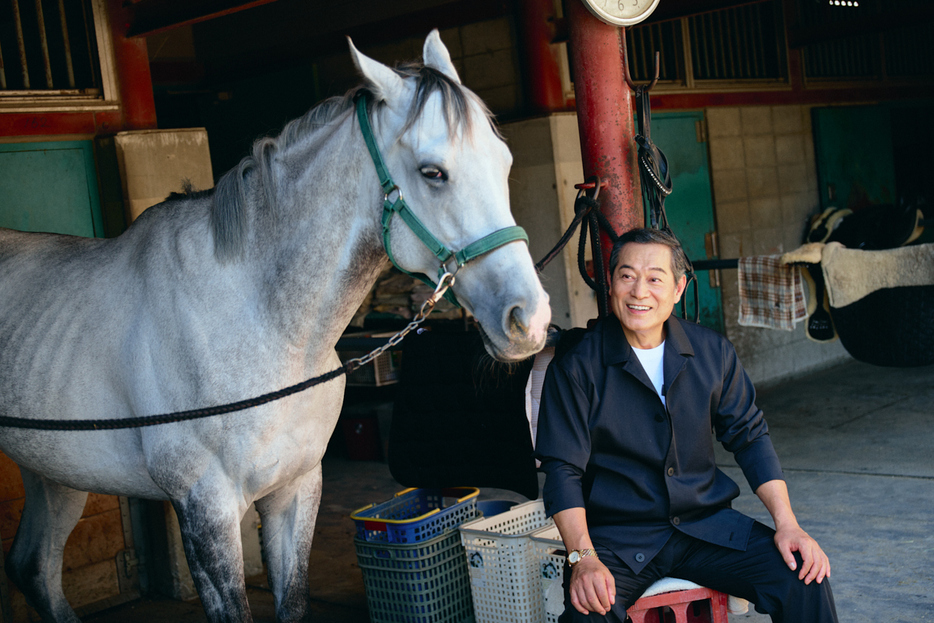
top-left (754, 563), bottom-right (837, 623)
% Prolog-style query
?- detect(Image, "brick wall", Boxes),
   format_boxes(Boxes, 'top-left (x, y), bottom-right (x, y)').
top-left (707, 105), bottom-right (849, 384)
top-left (0, 451), bottom-right (127, 621)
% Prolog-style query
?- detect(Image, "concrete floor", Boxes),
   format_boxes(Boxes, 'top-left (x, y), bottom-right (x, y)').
top-left (83, 358), bottom-right (934, 622)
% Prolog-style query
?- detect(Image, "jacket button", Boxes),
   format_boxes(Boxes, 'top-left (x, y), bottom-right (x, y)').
top-left (672, 516), bottom-right (680, 526)
top-left (654, 414), bottom-right (664, 422)
top-left (667, 467), bottom-right (675, 476)
top-left (635, 553), bottom-right (645, 563)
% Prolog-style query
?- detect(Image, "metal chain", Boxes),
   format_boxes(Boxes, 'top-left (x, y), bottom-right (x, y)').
top-left (344, 271), bottom-right (455, 368)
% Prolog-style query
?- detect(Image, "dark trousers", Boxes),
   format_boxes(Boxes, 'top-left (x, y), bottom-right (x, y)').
top-left (560, 522), bottom-right (838, 623)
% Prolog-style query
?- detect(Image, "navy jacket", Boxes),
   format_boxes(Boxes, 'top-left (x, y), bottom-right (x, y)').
top-left (535, 315), bottom-right (784, 574)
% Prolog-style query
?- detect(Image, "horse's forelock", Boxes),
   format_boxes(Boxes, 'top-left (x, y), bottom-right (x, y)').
top-left (396, 64), bottom-right (501, 141)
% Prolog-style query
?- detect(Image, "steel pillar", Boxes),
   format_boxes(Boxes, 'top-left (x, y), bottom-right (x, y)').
top-left (566, 0), bottom-right (642, 315)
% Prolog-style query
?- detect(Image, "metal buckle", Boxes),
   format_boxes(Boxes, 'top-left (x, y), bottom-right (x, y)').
top-left (384, 185), bottom-right (402, 204)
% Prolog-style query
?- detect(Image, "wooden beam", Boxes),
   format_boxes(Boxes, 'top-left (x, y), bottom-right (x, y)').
top-left (787, 5), bottom-right (934, 48)
top-left (644, 0), bottom-right (769, 23)
top-left (127, 0), bottom-right (281, 38)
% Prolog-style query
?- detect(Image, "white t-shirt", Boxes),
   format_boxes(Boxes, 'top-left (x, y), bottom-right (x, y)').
top-left (632, 341), bottom-right (666, 406)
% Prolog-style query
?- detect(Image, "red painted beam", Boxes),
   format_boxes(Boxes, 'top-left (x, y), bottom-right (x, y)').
top-left (126, 0), bottom-right (281, 38)
top-left (566, 0), bottom-right (641, 316)
top-left (518, 0), bottom-right (568, 113)
top-left (108, 0), bottom-right (157, 130)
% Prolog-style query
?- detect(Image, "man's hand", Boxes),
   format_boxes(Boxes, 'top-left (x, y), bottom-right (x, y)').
top-left (756, 479), bottom-right (831, 585)
top-left (773, 523), bottom-right (831, 585)
top-left (568, 556), bottom-right (616, 615)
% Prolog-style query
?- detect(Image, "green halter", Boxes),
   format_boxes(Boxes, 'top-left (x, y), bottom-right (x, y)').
top-left (355, 96), bottom-right (529, 307)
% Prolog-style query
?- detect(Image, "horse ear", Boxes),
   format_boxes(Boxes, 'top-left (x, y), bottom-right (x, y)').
top-left (348, 37), bottom-right (406, 103)
top-left (423, 29), bottom-right (461, 84)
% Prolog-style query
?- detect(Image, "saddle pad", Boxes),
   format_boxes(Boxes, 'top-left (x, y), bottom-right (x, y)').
top-left (821, 242), bottom-right (934, 308)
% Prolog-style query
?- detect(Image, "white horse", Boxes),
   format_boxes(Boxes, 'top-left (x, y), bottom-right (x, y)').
top-left (0, 31), bottom-right (549, 622)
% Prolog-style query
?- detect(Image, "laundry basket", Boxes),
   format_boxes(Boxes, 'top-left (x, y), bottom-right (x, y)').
top-left (458, 499), bottom-right (553, 623)
top-left (351, 487), bottom-right (479, 544)
top-left (529, 524), bottom-right (567, 623)
top-left (355, 529), bottom-right (474, 623)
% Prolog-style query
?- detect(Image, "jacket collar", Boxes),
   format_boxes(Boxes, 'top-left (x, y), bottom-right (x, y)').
top-left (602, 314), bottom-right (695, 397)
top-left (601, 314), bottom-right (695, 365)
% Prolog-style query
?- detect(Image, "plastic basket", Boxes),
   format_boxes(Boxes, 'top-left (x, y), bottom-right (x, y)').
top-left (355, 530), bottom-right (474, 623)
top-left (458, 499), bottom-right (553, 623)
top-left (529, 525), bottom-right (567, 623)
top-left (351, 487), bottom-right (480, 544)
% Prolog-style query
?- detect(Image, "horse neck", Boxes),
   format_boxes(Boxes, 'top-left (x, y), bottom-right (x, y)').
top-left (253, 112), bottom-right (388, 357)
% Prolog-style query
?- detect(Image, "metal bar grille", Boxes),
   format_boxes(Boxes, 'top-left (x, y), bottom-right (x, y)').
top-left (1, 0), bottom-right (100, 94)
top-left (626, 19), bottom-right (681, 83)
top-left (803, 35), bottom-right (876, 79)
top-left (884, 24), bottom-right (934, 78)
top-left (687, 2), bottom-right (786, 81)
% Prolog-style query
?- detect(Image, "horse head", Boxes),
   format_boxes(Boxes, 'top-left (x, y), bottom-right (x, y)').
top-left (349, 31), bottom-right (550, 362)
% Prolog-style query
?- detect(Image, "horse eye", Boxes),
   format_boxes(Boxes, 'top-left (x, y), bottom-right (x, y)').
top-left (419, 165), bottom-right (447, 181)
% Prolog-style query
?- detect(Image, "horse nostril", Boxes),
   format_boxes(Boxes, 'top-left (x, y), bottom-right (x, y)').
top-left (507, 304), bottom-right (529, 336)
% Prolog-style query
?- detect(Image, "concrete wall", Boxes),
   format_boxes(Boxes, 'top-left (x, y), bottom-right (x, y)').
top-left (706, 105), bottom-right (849, 385)
top-left (501, 113), bottom-right (597, 330)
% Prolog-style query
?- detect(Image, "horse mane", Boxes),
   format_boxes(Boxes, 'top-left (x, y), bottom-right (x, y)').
top-left (210, 62), bottom-right (498, 263)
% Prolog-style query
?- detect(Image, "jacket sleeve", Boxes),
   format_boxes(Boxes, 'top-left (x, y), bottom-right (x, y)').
top-left (714, 341), bottom-right (784, 492)
top-left (534, 360), bottom-right (591, 517)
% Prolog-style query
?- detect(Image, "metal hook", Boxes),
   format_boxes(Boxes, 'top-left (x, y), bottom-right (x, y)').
top-left (574, 176), bottom-right (608, 200)
top-left (620, 28), bottom-right (660, 93)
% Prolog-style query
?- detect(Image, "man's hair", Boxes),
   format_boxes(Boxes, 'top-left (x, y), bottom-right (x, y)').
top-left (609, 228), bottom-right (691, 281)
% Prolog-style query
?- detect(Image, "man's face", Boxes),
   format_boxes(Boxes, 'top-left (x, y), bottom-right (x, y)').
top-left (610, 242), bottom-right (687, 349)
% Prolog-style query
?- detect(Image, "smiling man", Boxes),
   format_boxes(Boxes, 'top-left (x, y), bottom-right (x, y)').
top-left (535, 228), bottom-right (838, 622)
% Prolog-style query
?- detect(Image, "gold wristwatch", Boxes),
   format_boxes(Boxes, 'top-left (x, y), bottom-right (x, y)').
top-left (567, 548), bottom-right (598, 567)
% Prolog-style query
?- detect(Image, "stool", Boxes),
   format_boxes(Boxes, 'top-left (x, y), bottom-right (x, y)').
top-left (627, 579), bottom-right (731, 623)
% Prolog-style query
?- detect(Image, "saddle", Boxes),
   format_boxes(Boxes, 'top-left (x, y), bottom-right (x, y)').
top-left (799, 200), bottom-right (925, 343)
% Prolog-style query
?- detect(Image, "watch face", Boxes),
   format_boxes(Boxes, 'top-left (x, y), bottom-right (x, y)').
top-left (568, 551), bottom-right (581, 564)
top-left (583, 0), bottom-right (661, 26)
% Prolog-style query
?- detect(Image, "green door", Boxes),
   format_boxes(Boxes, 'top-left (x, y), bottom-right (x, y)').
top-left (0, 141), bottom-right (104, 237)
top-left (647, 112), bottom-right (724, 334)
top-left (812, 105), bottom-right (897, 211)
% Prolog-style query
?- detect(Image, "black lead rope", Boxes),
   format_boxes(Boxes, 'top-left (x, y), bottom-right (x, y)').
top-left (535, 178), bottom-right (619, 319)
top-left (634, 86), bottom-right (700, 324)
top-left (0, 365), bottom-right (353, 431)
top-left (0, 273), bottom-right (457, 431)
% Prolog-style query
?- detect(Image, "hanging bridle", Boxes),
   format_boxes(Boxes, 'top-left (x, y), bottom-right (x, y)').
top-left (355, 96), bottom-right (529, 306)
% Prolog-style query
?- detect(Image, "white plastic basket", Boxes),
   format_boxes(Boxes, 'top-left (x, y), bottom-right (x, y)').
top-left (458, 499), bottom-right (553, 623)
top-left (529, 524), bottom-right (567, 623)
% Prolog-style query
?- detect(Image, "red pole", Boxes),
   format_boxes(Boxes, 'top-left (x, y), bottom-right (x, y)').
top-left (566, 0), bottom-right (641, 315)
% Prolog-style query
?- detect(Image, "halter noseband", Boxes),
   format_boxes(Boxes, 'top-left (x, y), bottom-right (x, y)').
top-left (355, 96), bottom-right (528, 307)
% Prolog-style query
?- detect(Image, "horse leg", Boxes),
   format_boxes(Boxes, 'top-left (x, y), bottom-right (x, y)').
top-left (254, 462), bottom-right (323, 623)
top-left (6, 467), bottom-right (87, 623)
top-left (172, 484), bottom-right (252, 623)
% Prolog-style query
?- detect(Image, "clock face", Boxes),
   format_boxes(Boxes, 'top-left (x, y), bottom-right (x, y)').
top-left (583, 0), bottom-right (661, 26)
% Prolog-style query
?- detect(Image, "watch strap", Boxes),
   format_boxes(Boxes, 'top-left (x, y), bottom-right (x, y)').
top-left (568, 548), bottom-right (598, 566)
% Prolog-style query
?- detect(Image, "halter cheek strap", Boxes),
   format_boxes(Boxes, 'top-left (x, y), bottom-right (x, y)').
top-left (356, 96), bottom-right (529, 307)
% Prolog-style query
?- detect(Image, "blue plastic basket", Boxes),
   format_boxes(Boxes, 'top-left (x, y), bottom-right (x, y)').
top-left (355, 530), bottom-right (474, 623)
top-left (351, 487), bottom-right (479, 544)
